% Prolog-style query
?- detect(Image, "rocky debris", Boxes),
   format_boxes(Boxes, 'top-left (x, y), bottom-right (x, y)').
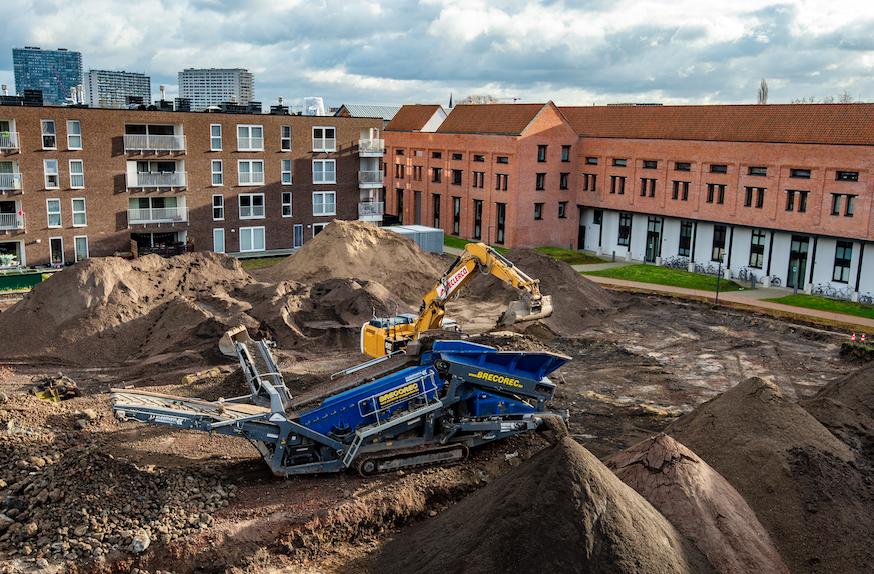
top-left (607, 433), bottom-right (790, 574)
top-left (376, 436), bottom-right (716, 574)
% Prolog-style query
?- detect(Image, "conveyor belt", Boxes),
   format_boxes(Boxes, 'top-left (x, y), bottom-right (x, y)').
top-left (110, 388), bottom-right (270, 420)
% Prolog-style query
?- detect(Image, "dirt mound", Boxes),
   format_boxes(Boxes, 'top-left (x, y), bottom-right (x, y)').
top-left (607, 434), bottom-right (789, 574)
top-left (260, 220), bottom-right (447, 304)
top-left (375, 436), bottom-right (716, 574)
top-left (810, 360), bottom-right (874, 420)
top-left (666, 377), bottom-right (874, 574)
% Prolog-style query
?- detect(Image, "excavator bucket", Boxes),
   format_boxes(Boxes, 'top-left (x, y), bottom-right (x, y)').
top-left (499, 295), bottom-right (554, 326)
top-left (218, 325), bottom-right (254, 357)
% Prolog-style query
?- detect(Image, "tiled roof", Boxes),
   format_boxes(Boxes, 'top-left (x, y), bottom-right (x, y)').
top-left (436, 104), bottom-right (547, 135)
top-left (334, 104), bottom-right (402, 120)
top-left (385, 105), bottom-right (444, 131)
top-left (559, 104), bottom-right (874, 146)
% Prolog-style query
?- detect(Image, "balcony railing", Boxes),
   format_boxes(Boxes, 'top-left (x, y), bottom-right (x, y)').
top-left (313, 138), bottom-right (336, 152)
top-left (126, 171), bottom-right (187, 188)
top-left (358, 170), bottom-right (384, 185)
top-left (0, 173), bottom-right (22, 191)
top-left (123, 134), bottom-right (187, 152)
top-left (127, 206), bottom-right (188, 224)
top-left (358, 201), bottom-right (385, 216)
top-left (358, 138), bottom-right (385, 155)
top-left (0, 132), bottom-right (20, 151)
top-left (0, 213), bottom-right (25, 230)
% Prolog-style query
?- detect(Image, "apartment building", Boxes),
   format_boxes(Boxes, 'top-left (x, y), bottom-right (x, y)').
top-left (86, 70), bottom-right (151, 108)
top-left (178, 69), bottom-right (254, 112)
top-left (12, 47), bottom-right (83, 106)
top-left (0, 104), bottom-right (383, 267)
top-left (384, 102), bottom-right (874, 297)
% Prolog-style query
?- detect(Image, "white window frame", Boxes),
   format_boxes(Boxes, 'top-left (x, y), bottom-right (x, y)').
top-left (282, 192), bottom-right (292, 217)
top-left (238, 159), bottom-right (265, 186)
top-left (239, 226), bottom-right (265, 252)
top-left (313, 159), bottom-right (336, 184)
top-left (212, 194), bottom-right (224, 220)
top-left (210, 124), bottom-right (222, 151)
top-left (313, 191), bottom-right (336, 216)
top-left (211, 160), bottom-right (223, 186)
top-left (213, 228), bottom-right (225, 253)
top-left (47, 198), bottom-right (62, 228)
top-left (67, 120), bottom-right (82, 150)
top-left (239, 193), bottom-right (265, 219)
top-left (282, 159), bottom-right (292, 185)
top-left (74, 235), bottom-right (89, 261)
top-left (237, 124), bottom-right (264, 151)
top-left (312, 127), bottom-right (336, 152)
top-left (281, 125), bottom-right (291, 151)
top-left (44, 159), bottom-right (59, 189)
top-left (41, 120), bottom-right (56, 150)
top-left (72, 197), bottom-right (87, 227)
top-left (293, 224), bottom-right (304, 248)
top-left (313, 223), bottom-right (328, 237)
top-left (69, 159), bottom-right (84, 188)
top-left (49, 236), bottom-right (64, 266)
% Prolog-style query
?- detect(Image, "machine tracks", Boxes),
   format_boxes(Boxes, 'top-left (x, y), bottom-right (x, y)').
top-left (355, 444), bottom-right (469, 477)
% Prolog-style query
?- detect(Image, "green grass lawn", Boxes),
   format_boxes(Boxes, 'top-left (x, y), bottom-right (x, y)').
top-left (581, 264), bottom-right (743, 292)
top-left (534, 246), bottom-right (604, 265)
top-left (239, 256), bottom-right (286, 270)
top-left (763, 294), bottom-right (874, 320)
top-left (443, 236), bottom-right (508, 254)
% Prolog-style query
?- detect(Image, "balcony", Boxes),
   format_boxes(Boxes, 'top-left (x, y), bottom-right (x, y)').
top-left (358, 138), bottom-right (385, 157)
top-left (0, 132), bottom-right (19, 152)
top-left (123, 134), bottom-right (186, 153)
top-left (358, 170), bottom-right (384, 188)
top-left (126, 171), bottom-right (187, 189)
top-left (127, 206), bottom-right (189, 225)
top-left (0, 173), bottom-right (22, 191)
top-left (0, 213), bottom-right (25, 230)
top-left (358, 201), bottom-right (384, 222)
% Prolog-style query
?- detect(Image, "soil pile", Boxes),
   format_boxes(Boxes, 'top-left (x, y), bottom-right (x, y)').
top-left (375, 436), bottom-right (716, 574)
top-left (666, 377), bottom-right (874, 574)
top-left (261, 220), bottom-right (448, 304)
top-left (808, 360), bottom-right (874, 420)
top-left (607, 434), bottom-right (789, 574)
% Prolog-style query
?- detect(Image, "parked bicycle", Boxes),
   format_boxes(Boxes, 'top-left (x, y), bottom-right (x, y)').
top-left (859, 292), bottom-right (874, 305)
top-left (660, 255), bottom-right (689, 270)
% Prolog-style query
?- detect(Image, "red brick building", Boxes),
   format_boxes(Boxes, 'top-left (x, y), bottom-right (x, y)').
top-left (0, 105), bottom-right (382, 266)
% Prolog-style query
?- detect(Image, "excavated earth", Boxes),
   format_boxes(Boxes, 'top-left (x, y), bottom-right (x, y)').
top-left (0, 219), bottom-right (871, 574)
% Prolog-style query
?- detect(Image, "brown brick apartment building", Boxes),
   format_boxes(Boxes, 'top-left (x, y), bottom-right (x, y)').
top-left (385, 102), bottom-right (874, 296)
top-left (0, 104), bottom-right (383, 266)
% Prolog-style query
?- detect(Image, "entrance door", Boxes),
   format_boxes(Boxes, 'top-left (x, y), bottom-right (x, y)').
top-left (787, 235), bottom-right (809, 288)
top-left (50, 237), bottom-right (64, 265)
top-left (293, 224), bottom-right (304, 248)
top-left (645, 217), bottom-right (662, 262)
top-left (213, 228), bottom-right (225, 253)
top-left (414, 191), bottom-right (421, 225)
top-left (578, 225), bottom-right (585, 250)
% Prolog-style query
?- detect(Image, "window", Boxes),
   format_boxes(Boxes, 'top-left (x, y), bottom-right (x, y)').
top-left (675, 162), bottom-right (691, 171)
top-left (561, 146), bottom-right (571, 162)
top-left (239, 227), bottom-right (265, 252)
top-left (411, 166), bottom-right (423, 181)
top-left (744, 187), bottom-right (753, 207)
top-left (395, 149), bottom-right (405, 156)
top-left (640, 178), bottom-right (656, 197)
top-left (798, 190), bottom-right (809, 212)
top-left (593, 209), bottom-right (603, 225)
top-left (396, 189), bottom-right (404, 219)
top-left (832, 194), bottom-right (856, 216)
top-left (536, 173), bottom-right (545, 190)
top-left (495, 203), bottom-right (506, 244)
top-left (836, 171), bottom-right (858, 181)
top-left (786, 190), bottom-right (795, 211)
top-left (432, 151), bottom-right (442, 159)
top-left (212, 160), bottom-right (223, 186)
top-left (707, 184), bottom-right (726, 204)
top-left (67, 120), bottom-right (81, 149)
top-left (537, 146), bottom-right (547, 162)
top-left (610, 176), bottom-right (626, 194)
top-left (558, 202), bottom-right (567, 218)
top-left (313, 159), bottom-right (335, 184)
top-left (472, 200), bottom-right (483, 239)
top-left (618, 213), bottom-right (632, 246)
top-left (212, 194), bottom-right (224, 220)
top-left (833, 241), bottom-right (852, 283)
top-left (74, 236), bottom-right (88, 262)
top-left (718, 185), bottom-right (725, 204)
top-left (473, 172), bottom-right (485, 188)
top-left (790, 168), bottom-right (811, 178)
top-left (452, 153), bottom-right (462, 161)
top-left (749, 166), bottom-right (767, 176)
top-left (750, 230), bottom-right (766, 268)
top-left (712, 225), bottom-right (726, 262)
top-left (72, 198), bottom-right (86, 227)
top-left (281, 125), bottom-right (291, 151)
top-left (586, 157), bottom-right (598, 165)
top-left (47, 198), bottom-right (61, 227)
top-left (69, 160), bottom-right (84, 188)
top-left (239, 193), bottom-right (265, 219)
top-left (313, 191), bottom-right (336, 216)
top-left (452, 196), bottom-right (461, 235)
top-left (613, 158), bottom-right (627, 167)
top-left (238, 160), bottom-right (265, 185)
top-left (756, 187), bottom-right (765, 208)
top-left (237, 125), bottom-right (264, 151)
top-left (452, 169), bottom-right (462, 185)
top-left (534, 203), bottom-right (543, 220)
top-left (497, 156), bottom-right (508, 164)
top-left (433, 194), bottom-right (441, 228)
top-left (313, 223), bottom-right (328, 236)
top-left (282, 192), bottom-right (292, 217)
top-left (643, 160), bottom-right (657, 169)
top-left (312, 127), bottom-right (336, 152)
top-left (846, 195), bottom-right (855, 216)
top-left (832, 194), bottom-right (841, 215)
top-left (560, 173), bottom-right (569, 190)
top-left (210, 124), bottom-right (222, 151)
top-left (672, 181), bottom-right (690, 201)
top-left (282, 159), bottom-right (293, 185)
top-left (473, 154), bottom-right (485, 162)
top-left (50, 237), bottom-right (63, 265)
top-left (44, 160), bottom-right (59, 188)
top-left (432, 167), bottom-right (442, 183)
top-left (582, 174), bottom-right (597, 191)
top-left (395, 164), bottom-right (405, 179)
top-left (710, 164), bottom-right (727, 174)
top-left (679, 221), bottom-right (693, 256)
top-left (496, 174), bottom-right (508, 191)
top-left (41, 120), bottom-right (56, 149)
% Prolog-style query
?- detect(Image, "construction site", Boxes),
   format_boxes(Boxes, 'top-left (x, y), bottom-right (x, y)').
top-left (0, 219), bottom-right (872, 574)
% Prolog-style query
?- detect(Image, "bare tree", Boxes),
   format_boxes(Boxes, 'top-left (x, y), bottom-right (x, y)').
top-left (838, 90), bottom-right (855, 103)
top-left (757, 78), bottom-right (769, 104)
top-left (822, 94), bottom-right (835, 104)
top-left (464, 94), bottom-right (500, 104)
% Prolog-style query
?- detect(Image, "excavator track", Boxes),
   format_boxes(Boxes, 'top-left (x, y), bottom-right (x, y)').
top-left (355, 444), bottom-right (469, 477)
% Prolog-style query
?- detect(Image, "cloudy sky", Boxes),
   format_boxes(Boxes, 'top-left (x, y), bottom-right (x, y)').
top-left (2, 0), bottom-right (871, 110)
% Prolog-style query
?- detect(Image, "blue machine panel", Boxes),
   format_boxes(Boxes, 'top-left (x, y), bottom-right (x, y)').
top-left (430, 340), bottom-right (571, 382)
top-left (465, 389), bottom-right (535, 417)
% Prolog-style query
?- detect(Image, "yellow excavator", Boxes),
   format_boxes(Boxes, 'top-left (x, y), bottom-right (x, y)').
top-left (360, 243), bottom-right (554, 358)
